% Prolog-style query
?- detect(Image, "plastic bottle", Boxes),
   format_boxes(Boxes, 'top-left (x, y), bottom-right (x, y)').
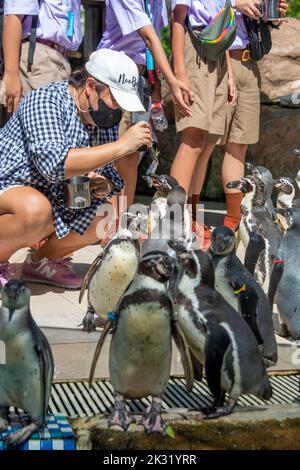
top-left (150, 102), bottom-right (168, 132)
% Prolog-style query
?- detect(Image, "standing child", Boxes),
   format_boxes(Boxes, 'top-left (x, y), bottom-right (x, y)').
top-left (170, 0), bottom-right (236, 248)
top-left (1, 0), bottom-right (82, 114)
top-left (183, 0), bottom-right (288, 232)
top-left (98, 0), bottom-right (193, 211)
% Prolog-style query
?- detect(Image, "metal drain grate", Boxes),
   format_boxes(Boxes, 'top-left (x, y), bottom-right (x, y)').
top-left (49, 375), bottom-right (300, 419)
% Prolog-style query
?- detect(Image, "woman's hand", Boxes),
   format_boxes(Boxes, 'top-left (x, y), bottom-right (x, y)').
top-left (88, 172), bottom-right (112, 199)
top-left (3, 71), bottom-right (23, 113)
top-left (228, 74), bottom-right (237, 106)
top-left (170, 77), bottom-right (194, 117)
top-left (119, 121), bottom-right (152, 155)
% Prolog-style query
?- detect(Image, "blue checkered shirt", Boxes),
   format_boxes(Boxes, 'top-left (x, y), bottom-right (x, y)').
top-left (0, 81), bottom-right (124, 238)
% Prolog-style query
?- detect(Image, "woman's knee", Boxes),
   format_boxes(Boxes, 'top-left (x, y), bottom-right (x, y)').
top-left (180, 128), bottom-right (207, 154)
top-left (20, 194), bottom-right (53, 233)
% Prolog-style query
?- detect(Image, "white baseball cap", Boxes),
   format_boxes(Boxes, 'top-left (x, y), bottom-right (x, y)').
top-left (85, 49), bottom-right (145, 113)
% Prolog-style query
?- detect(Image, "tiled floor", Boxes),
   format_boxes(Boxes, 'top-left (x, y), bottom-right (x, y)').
top-left (8, 203), bottom-right (300, 379)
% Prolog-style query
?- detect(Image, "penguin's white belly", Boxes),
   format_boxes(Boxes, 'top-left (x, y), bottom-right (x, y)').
top-left (89, 245), bottom-right (138, 318)
top-left (0, 332), bottom-right (42, 414)
top-left (110, 302), bottom-right (172, 398)
top-left (239, 216), bottom-right (250, 249)
top-left (214, 264), bottom-right (239, 313)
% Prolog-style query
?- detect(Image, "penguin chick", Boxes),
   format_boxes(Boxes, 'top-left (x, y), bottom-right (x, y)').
top-left (0, 280), bottom-right (54, 447)
top-left (89, 251), bottom-right (193, 435)
top-left (168, 243), bottom-right (272, 419)
top-left (79, 212), bottom-right (143, 332)
top-left (209, 226), bottom-right (277, 365)
top-left (227, 176), bottom-right (281, 293)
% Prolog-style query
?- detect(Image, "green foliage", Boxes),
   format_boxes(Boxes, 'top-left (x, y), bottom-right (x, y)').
top-left (288, 0), bottom-right (300, 18)
top-left (161, 25), bottom-right (171, 58)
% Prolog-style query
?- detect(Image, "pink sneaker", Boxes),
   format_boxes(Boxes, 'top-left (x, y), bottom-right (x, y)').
top-left (0, 262), bottom-right (15, 289)
top-left (21, 254), bottom-right (82, 289)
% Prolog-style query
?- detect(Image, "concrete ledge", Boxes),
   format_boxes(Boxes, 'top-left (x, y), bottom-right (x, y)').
top-left (72, 404), bottom-right (300, 450)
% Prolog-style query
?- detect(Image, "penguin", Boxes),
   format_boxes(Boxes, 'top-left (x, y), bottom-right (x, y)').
top-left (0, 280), bottom-right (54, 447)
top-left (141, 174), bottom-right (192, 256)
top-left (79, 212), bottom-right (146, 332)
top-left (246, 163), bottom-right (276, 221)
top-left (274, 177), bottom-right (300, 232)
top-left (209, 226), bottom-right (278, 365)
top-left (89, 251), bottom-right (193, 435)
top-left (269, 207), bottom-right (300, 340)
top-left (167, 240), bottom-right (273, 419)
top-left (227, 176), bottom-right (281, 293)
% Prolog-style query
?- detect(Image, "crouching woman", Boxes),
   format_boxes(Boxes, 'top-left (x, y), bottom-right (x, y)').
top-left (0, 49), bottom-right (150, 289)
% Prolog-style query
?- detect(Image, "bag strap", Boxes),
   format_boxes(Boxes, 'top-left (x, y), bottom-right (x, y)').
top-left (27, 0), bottom-right (41, 72)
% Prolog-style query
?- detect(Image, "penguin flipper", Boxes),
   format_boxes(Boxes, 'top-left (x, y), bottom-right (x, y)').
top-left (268, 259), bottom-right (284, 311)
top-left (31, 322), bottom-right (54, 424)
top-left (172, 320), bottom-right (194, 392)
top-left (89, 320), bottom-right (114, 387)
top-left (204, 322), bottom-right (231, 403)
top-left (244, 232), bottom-right (265, 276)
top-left (189, 349), bottom-right (203, 382)
top-left (79, 252), bottom-right (103, 304)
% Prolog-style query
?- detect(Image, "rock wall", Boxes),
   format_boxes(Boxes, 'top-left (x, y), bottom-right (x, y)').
top-left (137, 18), bottom-right (300, 201)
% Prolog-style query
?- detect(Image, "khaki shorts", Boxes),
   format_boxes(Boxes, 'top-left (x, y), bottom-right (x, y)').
top-left (175, 32), bottom-right (228, 135)
top-left (0, 42), bottom-right (71, 107)
top-left (20, 41), bottom-right (71, 95)
top-left (219, 56), bottom-right (261, 145)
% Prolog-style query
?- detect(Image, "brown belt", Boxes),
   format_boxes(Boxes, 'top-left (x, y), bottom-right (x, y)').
top-left (229, 48), bottom-right (252, 62)
top-left (22, 38), bottom-right (72, 57)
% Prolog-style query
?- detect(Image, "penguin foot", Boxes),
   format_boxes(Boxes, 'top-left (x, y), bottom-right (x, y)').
top-left (141, 397), bottom-right (166, 436)
top-left (108, 395), bottom-right (136, 431)
top-left (4, 422), bottom-right (39, 447)
top-left (82, 310), bottom-right (97, 333)
top-left (0, 418), bottom-right (8, 432)
top-left (202, 399), bottom-right (237, 420)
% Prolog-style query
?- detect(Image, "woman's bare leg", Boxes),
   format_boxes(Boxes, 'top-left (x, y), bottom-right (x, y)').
top-left (171, 127), bottom-right (206, 193)
top-left (116, 152), bottom-right (140, 210)
top-left (32, 214), bottom-right (108, 262)
top-left (0, 187), bottom-right (54, 262)
top-left (188, 141), bottom-right (216, 220)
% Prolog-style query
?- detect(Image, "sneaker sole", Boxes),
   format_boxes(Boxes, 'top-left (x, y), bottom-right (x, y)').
top-left (21, 274), bottom-right (82, 290)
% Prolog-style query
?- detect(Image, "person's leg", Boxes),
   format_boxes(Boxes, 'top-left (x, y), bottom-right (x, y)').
top-left (222, 142), bottom-right (247, 229)
top-left (222, 57), bottom-right (261, 230)
top-left (115, 151), bottom-right (140, 210)
top-left (170, 127), bottom-right (207, 193)
top-left (188, 141), bottom-right (217, 220)
top-left (21, 213), bottom-right (109, 289)
top-left (32, 214), bottom-right (106, 262)
top-left (0, 187), bottom-right (54, 262)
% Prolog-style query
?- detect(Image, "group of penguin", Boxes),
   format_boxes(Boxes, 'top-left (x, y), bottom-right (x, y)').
top-left (1, 160), bottom-right (300, 445)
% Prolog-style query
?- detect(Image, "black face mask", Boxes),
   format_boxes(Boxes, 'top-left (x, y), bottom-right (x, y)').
top-left (88, 93), bottom-right (122, 128)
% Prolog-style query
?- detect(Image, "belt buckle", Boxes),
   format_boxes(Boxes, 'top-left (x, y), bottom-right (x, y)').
top-left (241, 49), bottom-right (251, 62)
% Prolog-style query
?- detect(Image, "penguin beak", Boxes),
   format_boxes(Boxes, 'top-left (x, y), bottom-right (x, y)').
top-left (226, 180), bottom-right (241, 190)
top-left (8, 308), bottom-right (14, 322)
top-left (146, 174), bottom-right (163, 189)
top-left (293, 148), bottom-right (300, 157)
top-left (246, 162), bottom-right (255, 173)
top-left (273, 179), bottom-right (282, 188)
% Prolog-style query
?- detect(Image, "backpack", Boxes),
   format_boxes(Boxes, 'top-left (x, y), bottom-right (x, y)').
top-left (0, 0), bottom-right (4, 78)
